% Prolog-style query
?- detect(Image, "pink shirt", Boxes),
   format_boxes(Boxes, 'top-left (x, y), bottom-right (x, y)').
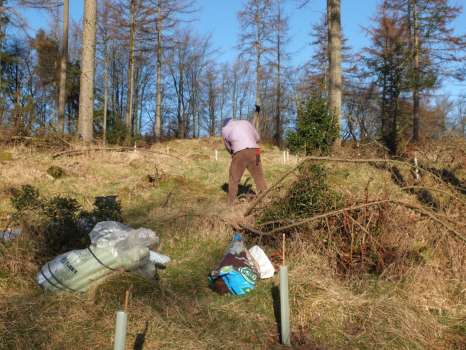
top-left (222, 120), bottom-right (260, 154)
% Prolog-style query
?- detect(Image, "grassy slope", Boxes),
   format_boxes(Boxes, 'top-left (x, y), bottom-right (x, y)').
top-left (0, 138), bottom-right (465, 350)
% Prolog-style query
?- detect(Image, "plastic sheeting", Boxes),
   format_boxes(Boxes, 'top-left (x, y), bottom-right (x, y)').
top-left (37, 221), bottom-right (170, 292)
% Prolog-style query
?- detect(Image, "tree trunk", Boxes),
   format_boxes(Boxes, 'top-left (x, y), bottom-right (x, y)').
top-left (462, 114), bottom-right (465, 137)
top-left (254, 6), bottom-right (261, 133)
top-left (138, 78), bottom-right (146, 136)
top-left (327, 0), bottom-right (342, 138)
top-left (133, 67), bottom-right (140, 136)
top-left (219, 69), bottom-right (226, 134)
top-left (103, 56), bottom-right (108, 145)
top-left (14, 64), bottom-right (21, 131)
top-left (57, 0), bottom-right (69, 134)
top-left (154, 1), bottom-right (162, 141)
top-left (232, 73), bottom-right (238, 119)
top-left (101, 0), bottom-right (110, 145)
top-left (0, 0), bottom-right (6, 124)
top-left (411, 0), bottom-right (420, 142)
top-left (78, 0), bottom-right (97, 143)
top-left (178, 66), bottom-right (186, 138)
top-left (208, 72), bottom-right (216, 136)
top-left (125, 0), bottom-right (137, 143)
top-left (111, 47), bottom-right (118, 124)
top-left (460, 102), bottom-right (466, 137)
top-left (274, 0), bottom-right (282, 147)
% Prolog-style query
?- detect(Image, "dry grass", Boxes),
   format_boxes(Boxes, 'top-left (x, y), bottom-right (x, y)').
top-left (0, 137), bottom-right (465, 349)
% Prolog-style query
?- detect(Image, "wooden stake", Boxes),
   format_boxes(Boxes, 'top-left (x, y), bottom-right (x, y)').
top-left (282, 233), bottom-right (286, 265)
top-left (124, 289), bottom-right (130, 312)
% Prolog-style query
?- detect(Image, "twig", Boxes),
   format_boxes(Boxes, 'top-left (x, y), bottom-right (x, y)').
top-left (161, 191), bottom-right (173, 208)
top-left (238, 223), bottom-right (267, 236)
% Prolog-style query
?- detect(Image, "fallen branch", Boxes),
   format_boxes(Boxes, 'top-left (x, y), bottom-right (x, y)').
top-left (257, 218), bottom-right (293, 228)
top-left (298, 156), bottom-right (457, 185)
top-left (242, 199), bottom-right (466, 244)
top-left (47, 124), bottom-right (75, 148)
top-left (244, 165), bottom-right (301, 216)
top-left (52, 147), bottom-right (183, 160)
top-left (263, 200), bottom-right (390, 236)
top-left (318, 156), bottom-right (466, 194)
top-left (388, 200), bottom-right (465, 243)
top-left (244, 155), bottom-right (463, 217)
top-left (239, 223), bottom-right (268, 237)
top-left (400, 186), bottom-right (466, 206)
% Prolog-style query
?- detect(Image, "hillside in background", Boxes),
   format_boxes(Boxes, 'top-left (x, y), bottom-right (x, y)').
top-left (0, 138), bottom-right (465, 350)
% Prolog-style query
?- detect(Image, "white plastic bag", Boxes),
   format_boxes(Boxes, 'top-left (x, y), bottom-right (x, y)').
top-left (249, 245), bottom-right (275, 279)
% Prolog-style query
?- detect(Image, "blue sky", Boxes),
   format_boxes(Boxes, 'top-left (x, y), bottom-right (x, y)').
top-left (20, 0), bottom-right (466, 97)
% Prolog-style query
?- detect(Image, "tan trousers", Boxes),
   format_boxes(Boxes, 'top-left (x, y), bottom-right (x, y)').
top-left (228, 148), bottom-right (267, 204)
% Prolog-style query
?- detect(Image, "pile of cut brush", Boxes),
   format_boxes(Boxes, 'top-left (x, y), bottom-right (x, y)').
top-left (242, 159), bottom-right (465, 278)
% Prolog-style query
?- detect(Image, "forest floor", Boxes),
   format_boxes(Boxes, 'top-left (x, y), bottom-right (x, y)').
top-left (0, 137), bottom-right (465, 350)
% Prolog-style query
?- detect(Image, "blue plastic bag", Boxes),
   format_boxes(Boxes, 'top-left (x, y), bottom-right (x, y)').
top-left (208, 233), bottom-right (258, 296)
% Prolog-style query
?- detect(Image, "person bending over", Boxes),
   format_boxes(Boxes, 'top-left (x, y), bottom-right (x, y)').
top-left (221, 118), bottom-right (267, 205)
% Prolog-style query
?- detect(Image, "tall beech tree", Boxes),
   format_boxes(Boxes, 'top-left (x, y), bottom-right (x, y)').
top-left (78, 0), bottom-right (97, 143)
top-left (327, 0), bottom-right (342, 138)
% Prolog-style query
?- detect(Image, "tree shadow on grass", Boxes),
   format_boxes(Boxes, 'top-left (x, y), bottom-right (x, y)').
top-left (271, 285), bottom-right (282, 343)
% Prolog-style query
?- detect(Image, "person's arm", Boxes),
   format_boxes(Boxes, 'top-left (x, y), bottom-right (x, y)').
top-left (222, 129), bottom-right (233, 155)
top-left (224, 138), bottom-right (233, 155)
